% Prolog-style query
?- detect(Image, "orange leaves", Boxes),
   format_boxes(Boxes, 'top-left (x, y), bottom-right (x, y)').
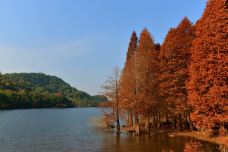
top-left (187, 0), bottom-right (228, 130)
top-left (134, 29), bottom-right (159, 116)
top-left (119, 32), bottom-right (138, 113)
top-left (158, 17), bottom-right (195, 118)
top-left (119, 29), bottom-right (160, 121)
top-left (117, 0), bottom-right (227, 132)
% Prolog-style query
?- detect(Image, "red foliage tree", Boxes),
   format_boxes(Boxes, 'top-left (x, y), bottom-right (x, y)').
top-left (120, 31), bottom-right (138, 127)
top-left (159, 17), bottom-right (195, 129)
top-left (187, 0), bottom-right (228, 130)
top-left (135, 28), bottom-right (159, 131)
top-left (159, 28), bottom-right (176, 58)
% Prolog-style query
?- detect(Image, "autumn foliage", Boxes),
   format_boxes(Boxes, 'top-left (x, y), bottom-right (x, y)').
top-left (119, 31), bottom-right (138, 127)
top-left (134, 29), bottom-right (159, 131)
top-left (104, 0), bottom-right (227, 135)
top-left (158, 17), bottom-right (195, 130)
top-left (186, 0), bottom-right (228, 130)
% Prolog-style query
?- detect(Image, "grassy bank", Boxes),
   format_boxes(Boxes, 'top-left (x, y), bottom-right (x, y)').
top-left (172, 131), bottom-right (228, 148)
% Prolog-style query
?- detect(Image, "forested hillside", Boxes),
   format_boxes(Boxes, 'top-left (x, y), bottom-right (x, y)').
top-left (0, 73), bottom-right (107, 109)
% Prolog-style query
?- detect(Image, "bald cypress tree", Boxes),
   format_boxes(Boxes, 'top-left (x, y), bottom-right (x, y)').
top-left (120, 31), bottom-right (138, 127)
top-left (159, 17), bottom-right (195, 130)
top-left (135, 29), bottom-right (159, 132)
top-left (159, 28), bottom-right (176, 58)
top-left (187, 0), bottom-right (228, 131)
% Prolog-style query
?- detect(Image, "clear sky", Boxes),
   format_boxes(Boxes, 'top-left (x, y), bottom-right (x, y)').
top-left (0, 0), bottom-right (207, 95)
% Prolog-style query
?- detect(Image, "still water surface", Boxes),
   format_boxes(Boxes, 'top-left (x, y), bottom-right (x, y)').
top-left (0, 108), bottom-right (225, 152)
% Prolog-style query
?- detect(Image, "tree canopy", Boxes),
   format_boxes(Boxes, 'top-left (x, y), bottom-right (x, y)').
top-left (187, 0), bottom-right (228, 130)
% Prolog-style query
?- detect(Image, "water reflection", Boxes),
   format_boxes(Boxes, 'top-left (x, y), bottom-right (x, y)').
top-left (184, 141), bottom-right (205, 152)
top-left (0, 108), bottom-right (226, 152)
top-left (99, 133), bottom-right (225, 152)
top-left (183, 140), bottom-right (228, 152)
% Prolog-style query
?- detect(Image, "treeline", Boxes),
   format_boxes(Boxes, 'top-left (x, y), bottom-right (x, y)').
top-left (104, 0), bottom-right (227, 135)
top-left (0, 90), bottom-right (73, 109)
top-left (0, 73), bottom-right (107, 109)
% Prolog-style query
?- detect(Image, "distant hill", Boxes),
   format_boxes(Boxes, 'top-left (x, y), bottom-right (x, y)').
top-left (0, 73), bottom-right (107, 109)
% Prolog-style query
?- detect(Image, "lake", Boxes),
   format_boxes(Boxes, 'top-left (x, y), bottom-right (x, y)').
top-left (0, 108), bottom-right (225, 152)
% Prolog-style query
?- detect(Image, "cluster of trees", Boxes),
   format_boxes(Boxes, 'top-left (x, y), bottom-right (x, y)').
top-left (0, 73), bottom-right (107, 109)
top-left (0, 90), bottom-right (73, 109)
top-left (103, 0), bottom-right (227, 135)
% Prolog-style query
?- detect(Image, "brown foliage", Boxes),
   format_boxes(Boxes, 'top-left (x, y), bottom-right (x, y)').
top-left (109, 0), bottom-right (227, 134)
top-left (120, 31), bottom-right (138, 114)
top-left (159, 17), bottom-right (195, 125)
top-left (134, 28), bottom-right (159, 117)
top-left (187, 0), bottom-right (228, 130)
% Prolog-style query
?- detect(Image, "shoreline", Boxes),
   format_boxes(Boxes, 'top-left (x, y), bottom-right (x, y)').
top-left (121, 127), bottom-right (228, 148)
top-left (171, 131), bottom-right (228, 148)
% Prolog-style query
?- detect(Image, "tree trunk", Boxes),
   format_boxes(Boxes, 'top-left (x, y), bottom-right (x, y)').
top-left (134, 114), bottom-right (140, 135)
top-left (185, 113), bottom-right (188, 129)
top-left (179, 114), bottom-right (182, 131)
top-left (174, 116), bottom-right (177, 130)
top-left (153, 115), bottom-right (157, 128)
top-left (188, 113), bottom-right (194, 131)
top-left (158, 113), bottom-right (161, 128)
top-left (116, 103), bottom-right (120, 133)
top-left (144, 116), bottom-right (150, 133)
top-left (129, 111), bottom-right (134, 127)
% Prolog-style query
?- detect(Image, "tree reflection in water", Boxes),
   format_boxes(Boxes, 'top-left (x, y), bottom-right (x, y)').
top-left (184, 141), bottom-right (204, 152)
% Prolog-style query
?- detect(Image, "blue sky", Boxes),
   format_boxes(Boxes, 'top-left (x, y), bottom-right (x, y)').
top-left (0, 0), bottom-right (207, 95)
